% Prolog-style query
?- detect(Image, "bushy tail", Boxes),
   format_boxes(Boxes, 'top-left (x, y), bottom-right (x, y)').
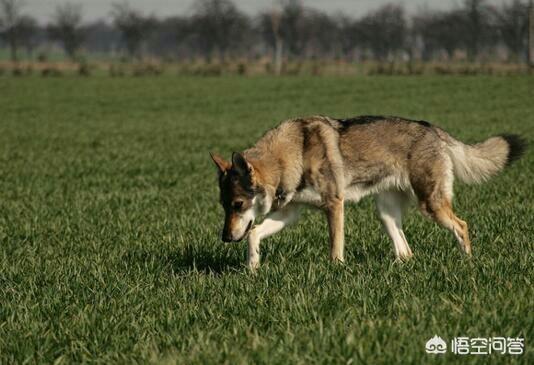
top-left (446, 134), bottom-right (526, 184)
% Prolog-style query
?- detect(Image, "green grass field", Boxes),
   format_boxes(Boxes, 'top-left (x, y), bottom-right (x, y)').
top-left (0, 75), bottom-right (533, 364)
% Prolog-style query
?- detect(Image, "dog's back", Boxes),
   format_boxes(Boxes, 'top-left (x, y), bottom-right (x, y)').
top-left (271, 115), bottom-right (524, 256)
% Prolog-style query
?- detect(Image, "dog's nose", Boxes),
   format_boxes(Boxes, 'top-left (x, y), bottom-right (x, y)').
top-left (222, 232), bottom-right (233, 242)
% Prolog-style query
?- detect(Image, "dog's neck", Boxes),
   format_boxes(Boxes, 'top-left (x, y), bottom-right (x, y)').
top-left (243, 128), bottom-right (304, 208)
top-left (249, 157), bottom-right (293, 211)
top-left (246, 154), bottom-right (282, 191)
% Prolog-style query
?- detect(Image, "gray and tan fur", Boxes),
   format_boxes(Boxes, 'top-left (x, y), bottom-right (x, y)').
top-left (211, 115), bottom-right (526, 269)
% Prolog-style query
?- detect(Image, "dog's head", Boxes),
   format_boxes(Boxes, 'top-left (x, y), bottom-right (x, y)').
top-left (210, 152), bottom-right (271, 242)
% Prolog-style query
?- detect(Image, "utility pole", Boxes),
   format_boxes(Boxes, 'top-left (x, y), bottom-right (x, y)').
top-left (529, 0), bottom-right (534, 67)
top-left (270, 7), bottom-right (283, 76)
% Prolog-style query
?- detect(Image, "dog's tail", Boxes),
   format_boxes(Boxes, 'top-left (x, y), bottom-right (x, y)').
top-left (445, 133), bottom-right (526, 184)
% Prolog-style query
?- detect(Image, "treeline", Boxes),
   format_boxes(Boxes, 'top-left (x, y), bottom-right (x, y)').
top-left (0, 0), bottom-right (531, 64)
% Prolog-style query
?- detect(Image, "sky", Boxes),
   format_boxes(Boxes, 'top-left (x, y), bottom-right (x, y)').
top-left (25, 0), bottom-right (507, 24)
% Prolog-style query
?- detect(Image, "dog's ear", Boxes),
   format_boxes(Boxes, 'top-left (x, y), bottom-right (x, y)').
top-left (232, 152), bottom-right (253, 176)
top-left (210, 152), bottom-right (231, 174)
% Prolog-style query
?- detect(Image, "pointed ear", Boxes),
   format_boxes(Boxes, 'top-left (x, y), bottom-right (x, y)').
top-left (232, 152), bottom-right (253, 176)
top-left (210, 152), bottom-right (231, 174)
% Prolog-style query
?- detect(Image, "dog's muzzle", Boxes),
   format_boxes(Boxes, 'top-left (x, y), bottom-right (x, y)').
top-left (222, 220), bottom-right (253, 242)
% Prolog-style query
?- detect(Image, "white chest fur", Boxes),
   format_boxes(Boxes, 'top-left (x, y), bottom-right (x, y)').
top-left (291, 173), bottom-right (412, 206)
top-left (292, 185), bottom-right (368, 205)
top-left (292, 187), bottom-right (323, 206)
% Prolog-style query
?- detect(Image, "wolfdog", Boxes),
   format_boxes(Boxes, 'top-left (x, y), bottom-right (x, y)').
top-left (210, 116), bottom-right (526, 269)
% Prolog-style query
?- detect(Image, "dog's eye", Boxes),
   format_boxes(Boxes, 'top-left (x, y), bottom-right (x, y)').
top-left (232, 201), bottom-right (243, 210)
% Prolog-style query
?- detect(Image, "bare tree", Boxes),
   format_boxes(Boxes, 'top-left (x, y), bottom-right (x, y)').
top-left (149, 16), bottom-right (191, 59)
top-left (414, 9), bottom-right (466, 60)
top-left (111, 1), bottom-right (155, 59)
top-left (47, 3), bottom-right (85, 60)
top-left (493, 0), bottom-right (529, 61)
top-left (260, 0), bottom-right (339, 61)
top-left (407, 2), bottom-right (497, 62)
top-left (302, 9), bottom-right (338, 59)
top-left (278, 0), bottom-right (307, 58)
top-left (1, 0), bottom-right (523, 64)
top-left (0, 0), bottom-right (35, 61)
top-left (191, 0), bottom-right (250, 62)
top-left (462, 0), bottom-right (495, 61)
top-left (13, 14), bottom-right (36, 57)
top-left (259, 7), bottom-right (284, 74)
top-left (355, 4), bottom-right (407, 61)
top-left (335, 13), bottom-right (357, 60)
top-left (413, 11), bottom-right (439, 60)
top-left (530, 0), bottom-right (534, 66)
top-left (270, 8), bottom-right (283, 74)
top-left (84, 20), bottom-right (120, 54)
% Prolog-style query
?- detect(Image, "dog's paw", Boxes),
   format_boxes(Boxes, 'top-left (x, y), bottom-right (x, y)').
top-left (395, 252), bottom-right (413, 263)
top-left (330, 255), bottom-right (345, 264)
top-left (247, 260), bottom-right (260, 271)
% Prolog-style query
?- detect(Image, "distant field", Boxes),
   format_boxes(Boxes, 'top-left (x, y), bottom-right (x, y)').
top-left (0, 76), bottom-right (532, 364)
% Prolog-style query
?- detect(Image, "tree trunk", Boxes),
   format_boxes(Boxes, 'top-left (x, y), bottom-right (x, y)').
top-left (274, 37), bottom-right (283, 76)
top-left (10, 39), bottom-right (18, 62)
top-left (529, 3), bottom-right (534, 67)
top-left (467, 37), bottom-right (478, 62)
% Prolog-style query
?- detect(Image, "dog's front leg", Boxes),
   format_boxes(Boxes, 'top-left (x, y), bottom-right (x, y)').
top-left (325, 196), bottom-right (345, 262)
top-left (247, 204), bottom-right (301, 270)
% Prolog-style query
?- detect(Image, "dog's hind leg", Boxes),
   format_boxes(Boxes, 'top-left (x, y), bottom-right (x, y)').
top-left (427, 200), bottom-right (471, 255)
top-left (325, 196), bottom-right (345, 263)
top-left (376, 191), bottom-right (413, 261)
top-left (247, 204), bottom-right (301, 269)
top-left (411, 156), bottom-right (471, 255)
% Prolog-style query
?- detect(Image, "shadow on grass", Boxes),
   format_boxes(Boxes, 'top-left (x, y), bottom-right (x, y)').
top-left (344, 235), bottom-right (386, 265)
top-left (168, 245), bottom-right (244, 275)
top-left (123, 243), bottom-right (244, 276)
